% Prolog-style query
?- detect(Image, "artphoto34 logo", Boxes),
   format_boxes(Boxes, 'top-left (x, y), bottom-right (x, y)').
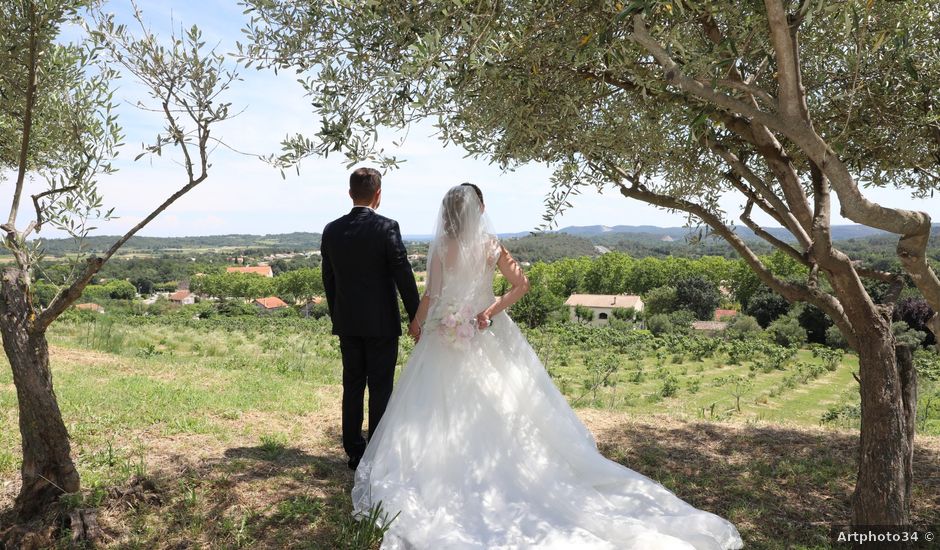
top-left (829, 525), bottom-right (936, 548)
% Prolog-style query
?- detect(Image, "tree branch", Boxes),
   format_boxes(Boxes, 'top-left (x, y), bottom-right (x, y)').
top-left (31, 171), bottom-right (207, 333)
top-left (740, 199), bottom-right (808, 266)
top-left (8, 3), bottom-right (39, 233)
top-left (27, 185), bottom-right (80, 236)
top-left (591, 160), bottom-right (856, 348)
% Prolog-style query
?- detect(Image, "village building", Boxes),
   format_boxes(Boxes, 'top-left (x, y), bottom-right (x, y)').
top-left (75, 303), bottom-right (105, 314)
top-left (226, 265), bottom-right (274, 277)
top-left (253, 296), bottom-right (289, 311)
top-left (714, 309), bottom-right (738, 321)
top-left (169, 290), bottom-right (195, 305)
top-left (564, 294), bottom-right (645, 326)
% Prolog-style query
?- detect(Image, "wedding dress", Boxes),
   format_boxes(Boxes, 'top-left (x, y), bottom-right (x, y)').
top-left (352, 185), bottom-right (743, 549)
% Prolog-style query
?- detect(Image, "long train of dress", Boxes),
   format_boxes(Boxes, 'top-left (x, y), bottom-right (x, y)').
top-left (352, 305), bottom-right (744, 550)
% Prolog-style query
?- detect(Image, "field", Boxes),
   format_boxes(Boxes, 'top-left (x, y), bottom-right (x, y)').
top-left (1, 316), bottom-right (939, 549)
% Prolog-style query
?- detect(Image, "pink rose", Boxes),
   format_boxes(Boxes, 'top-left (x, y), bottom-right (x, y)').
top-left (456, 322), bottom-right (475, 341)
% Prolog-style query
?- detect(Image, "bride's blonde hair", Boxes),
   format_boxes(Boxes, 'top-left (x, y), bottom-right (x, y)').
top-left (442, 183), bottom-right (484, 239)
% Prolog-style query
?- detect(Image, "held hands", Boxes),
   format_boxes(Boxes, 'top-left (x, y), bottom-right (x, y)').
top-left (408, 319), bottom-right (422, 343)
top-left (475, 311), bottom-right (493, 330)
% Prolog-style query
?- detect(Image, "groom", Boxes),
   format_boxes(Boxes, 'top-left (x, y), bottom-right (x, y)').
top-left (321, 167), bottom-right (421, 470)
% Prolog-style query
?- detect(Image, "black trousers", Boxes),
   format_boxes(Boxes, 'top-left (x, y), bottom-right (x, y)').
top-left (339, 335), bottom-right (399, 459)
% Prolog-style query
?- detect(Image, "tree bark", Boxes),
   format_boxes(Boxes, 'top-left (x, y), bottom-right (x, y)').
top-left (852, 321), bottom-right (915, 526)
top-left (0, 267), bottom-right (79, 520)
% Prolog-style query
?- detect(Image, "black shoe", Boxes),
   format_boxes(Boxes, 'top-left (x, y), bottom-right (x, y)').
top-left (347, 455), bottom-right (362, 470)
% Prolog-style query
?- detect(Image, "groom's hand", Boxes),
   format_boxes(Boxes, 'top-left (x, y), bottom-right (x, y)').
top-left (408, 319), bottom-right (422, 342)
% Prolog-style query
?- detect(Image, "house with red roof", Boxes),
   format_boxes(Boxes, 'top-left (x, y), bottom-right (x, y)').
top-left (714, 309), bottom-right (738, 321)
top-left (226, 265), bottom-right (274, 277)
top-left (169, 289), bottom-right (195, 305)
top-left (253, 296), bottom-right (289, 311)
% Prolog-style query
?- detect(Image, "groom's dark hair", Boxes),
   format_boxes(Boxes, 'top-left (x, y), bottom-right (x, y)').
top-left (350, 167), bottom-right (382, 202)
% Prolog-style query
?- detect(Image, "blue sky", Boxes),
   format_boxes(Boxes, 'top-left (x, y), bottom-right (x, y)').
top-left (26, 0), bottom-right (939, 239)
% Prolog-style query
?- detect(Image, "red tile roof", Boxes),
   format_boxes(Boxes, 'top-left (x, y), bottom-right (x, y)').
top-left (714, 309), bottom-right (738, 320)
top-left (226, 265), bottom-right (273, 277)
top-left (76, 303), bottom-right (104, 312)
top-left (169, 290), bottom-right (191, 301)
top-left (254, 296), bottom-right (289, 309)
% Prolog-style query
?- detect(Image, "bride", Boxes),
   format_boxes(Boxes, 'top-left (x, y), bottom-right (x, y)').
top-left (352, 184), bottom-right (743, 550)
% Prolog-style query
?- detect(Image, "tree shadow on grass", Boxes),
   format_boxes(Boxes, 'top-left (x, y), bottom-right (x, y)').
top-left (592, 419), bottom-right (940, 549)
top-left (98, 428), bottom-right (362, 549)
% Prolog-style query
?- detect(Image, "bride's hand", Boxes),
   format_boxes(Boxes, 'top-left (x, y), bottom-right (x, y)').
top-left (475, 311), bottom-right (492, 330)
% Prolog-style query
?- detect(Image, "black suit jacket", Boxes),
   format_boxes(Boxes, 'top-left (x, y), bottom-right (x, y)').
top-left (321, 207), bottom-right (420, 337)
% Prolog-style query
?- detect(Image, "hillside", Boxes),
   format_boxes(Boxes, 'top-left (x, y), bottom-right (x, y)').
top-left (501, 232), bottom-right (599, 262)
top-left (13, 223), bottom-right (940, 264)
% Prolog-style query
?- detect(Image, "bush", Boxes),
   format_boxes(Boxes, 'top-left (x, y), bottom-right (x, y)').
top-left (31, 281), bottom-right (58, 308)
top-left (743, 289), bottom-right (790, 328)
top-left (645, 310), bottom-right (694, 336)
top-left (796, 304), bottom-right (832, 344)
top-left (509, 284), bottom-right (561, 328)
top-left (132, 277), bottom-right (155, 295)
top-left (825, 325), bottom-right (848, 349)
top-left (893, 321), bottom-right (927, 348)
top-left (674, 275), bottom-right (722, 320)
top-left (893, 297), bottom-right (936, 346)
top-left (660, 375), bottom-right (680, 398)
top-left (104, 279), bottom-right (137, 300)
top-left (218, 298), bottom-right (259, 317)
top-left (574, 305), bottom-right (595, 324)
top-left (724, 315), bottom-right (762, 341)
top-left (767, 315), bottom-right (807, 348)
top-left (645, 314), bottom-right (671, 336)
top-left (611, 307), bottom-right (636, 321)
top-left (643, 286), bottom-right (677, 316)
top-left (82, 284), bottom-right (110, 302)
top-left (303, 301), bottom-right (331, 319)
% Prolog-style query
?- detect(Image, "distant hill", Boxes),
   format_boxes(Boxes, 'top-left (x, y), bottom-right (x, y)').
top-left (17, 232), bottom-right (323, 256)
top-left (502, 233), bottom-right (598, 263)
top-left (555, 223), bottom-right (940, 242)
top-left (13, 223), bottom-right (939, 262)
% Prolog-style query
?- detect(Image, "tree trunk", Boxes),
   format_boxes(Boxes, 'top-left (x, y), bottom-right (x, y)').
top-left (852, 322), bottom-right (916, 526)
top-left (0, 268), bottom-right (79, 520)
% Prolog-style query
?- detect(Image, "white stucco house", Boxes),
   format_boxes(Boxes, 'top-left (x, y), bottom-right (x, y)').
top-left (564, 294), bottom-right (645, 326)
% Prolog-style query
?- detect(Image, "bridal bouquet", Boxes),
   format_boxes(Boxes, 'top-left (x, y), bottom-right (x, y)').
top-left (437, 302), bottom-right (478, 350)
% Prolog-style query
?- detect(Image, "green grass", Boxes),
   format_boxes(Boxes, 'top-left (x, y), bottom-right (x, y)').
top-left (1, 316), bottom-right (938, 549)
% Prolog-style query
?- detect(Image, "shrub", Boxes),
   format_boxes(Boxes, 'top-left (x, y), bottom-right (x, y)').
top-left (767, 315), bottom-right (807, 348)
top-left (724, 315), bottom-right (762, 341)
top-left (893, 297), bottom-right (936, 346)
top-left (218, 299), bottom-right (258, 317)
top-left (303, 301), bottom-right (331, 319)
top-left (660, 375), bottom-right (680, 398)
top-left (825, 325), bottom-right (848, 349)
top-left (796, 304), bottom-right (832, 344)
top-left (812, 347), bottom-right (845, 371)
top-left (104, 279), bottom-right (137, 300)
top-left (674, 275), bottom-right (722, 320)
top-left (743, 289), bottom-right (790, 328)
top-left (82, 284), bottom-right (110, 302)
top-left (893, 321), bottom-right (927, 348)
top-left (611, 307), bottom-right (636, 321)
top-left (510, 284), bottom-right (562, 328)
top-left (643, 286), bottom-right (677, 316)
top-left (31, 281), bottom-right (58, 308)
top-left (574, 305), bottom-right (595, 324)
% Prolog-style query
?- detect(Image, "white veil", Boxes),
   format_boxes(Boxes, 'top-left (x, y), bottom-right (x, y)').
top-left (424, 184), bottom-right (498, 313)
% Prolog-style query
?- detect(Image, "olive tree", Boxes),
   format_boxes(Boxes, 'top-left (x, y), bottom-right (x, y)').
top-left (1, 1), bottom-right (237, 520)
top-left (239, 0), bottom-right (940, 527)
